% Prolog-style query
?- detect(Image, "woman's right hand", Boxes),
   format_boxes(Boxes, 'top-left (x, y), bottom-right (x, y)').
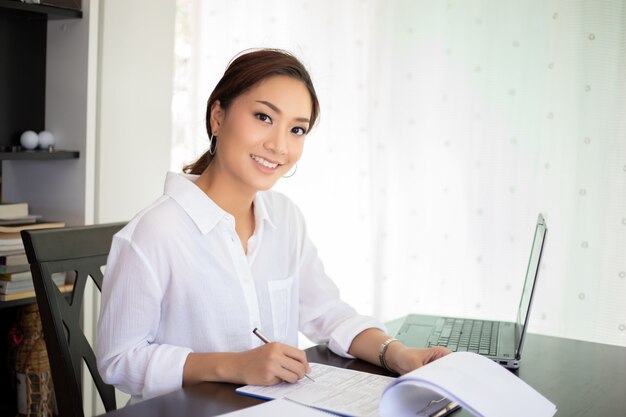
top-left (233, 342), bottom-right (311, 385)
top-left (183, 342), bottom-right (310, 386)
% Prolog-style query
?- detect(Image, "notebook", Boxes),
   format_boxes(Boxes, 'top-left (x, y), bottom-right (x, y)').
top-left (395, 213), bottom-right (547, 369)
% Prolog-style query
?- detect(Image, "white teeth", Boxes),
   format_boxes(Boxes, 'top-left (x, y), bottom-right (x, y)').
top-left (251, 155), bottom-right (279, 169)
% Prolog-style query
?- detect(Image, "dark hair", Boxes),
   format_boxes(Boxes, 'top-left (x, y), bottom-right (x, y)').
top-left (183, 49), bottom-right (320, 174)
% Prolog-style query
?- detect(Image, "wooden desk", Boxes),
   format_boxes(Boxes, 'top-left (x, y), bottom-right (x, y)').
top-left (97, 333), bottom-right (626, 416)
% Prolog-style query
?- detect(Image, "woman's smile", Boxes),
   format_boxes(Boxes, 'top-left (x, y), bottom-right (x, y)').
top-left (250, 153), bottom-right (282, 170)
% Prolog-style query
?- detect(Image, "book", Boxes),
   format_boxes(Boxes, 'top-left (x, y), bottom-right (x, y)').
top-left (0, 253), bottom-right (28, 266)
top-left (0, 271), bottom-right (66, 288)
top-left (0, 243), bottom-right (25, 251)
top-left (0, 264), bottom-right (30, 274)
top-left (0, 203), bottom-right (28, 220)
top-left (0, 248), bottom-right (27, 258)
top-left (0, 271), bottom-right (32, 282)
top-left (0, 220), bottom-right (65, 240)
top-left (0, 283), bottom-right (73, 302)
top-left (0, 279), bottom-right (34, 294)
top-left (0, 237), bottom-right (24, 246)
top-left (0, 220), bottom-right (65, 234)
top-left (0, 215), bottom-right (41, 226)
top-left (236, 352), bottom-right (557, 417)
top-left (0, 280), bottom-right (37, 294)
top-left (0, 273), bottom-right (65, 294)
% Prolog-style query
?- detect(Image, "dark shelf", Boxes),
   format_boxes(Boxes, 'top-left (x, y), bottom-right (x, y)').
top-left (0, 296), bottom-right (37, 309)
top-left (0, 0), bottom-right (82, 19)
top-left (0, 150), bottom-right (79, 161)
top-left (0, 292), bottom-right (72, 309)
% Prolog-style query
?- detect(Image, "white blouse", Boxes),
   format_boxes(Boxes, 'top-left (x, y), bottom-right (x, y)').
top-left (96, 172), bottom-right (384, 402)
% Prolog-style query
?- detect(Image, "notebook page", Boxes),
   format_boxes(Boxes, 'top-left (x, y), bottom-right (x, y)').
top-left (237, 363), bottom-right (395, 417)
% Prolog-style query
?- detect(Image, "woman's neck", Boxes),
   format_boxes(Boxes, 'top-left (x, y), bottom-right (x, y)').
top-left (195, 164), bottom-right (257, 253)
top-left (194, 164), bottom-right (255, 219)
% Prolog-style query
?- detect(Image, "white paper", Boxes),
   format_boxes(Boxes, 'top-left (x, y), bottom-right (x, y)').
top-left (218, 398), bottom-right (331, 416)
top-left (379, 352), bottom-right (557, 417)
top-left (237, 363), bottom-right (394, 417)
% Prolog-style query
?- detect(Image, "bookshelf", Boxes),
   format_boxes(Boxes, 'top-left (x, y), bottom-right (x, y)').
top-left (0, 1), bottom-right (87, 415)
top-left (0, 150), bottom-right (80, 161)
top-left (0, 0), bottom-right (83, 299)
top-left (0, 0), bottom-right (81, 18)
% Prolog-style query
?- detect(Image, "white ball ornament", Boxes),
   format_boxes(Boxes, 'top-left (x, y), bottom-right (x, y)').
top-left (38, 130), bottom-right (55, 149)
top-left (20, 130), bottom-right (39, 150)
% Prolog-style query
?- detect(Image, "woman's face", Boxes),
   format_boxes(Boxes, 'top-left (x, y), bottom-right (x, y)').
top-left (210, 75), bottom-right (312, 192)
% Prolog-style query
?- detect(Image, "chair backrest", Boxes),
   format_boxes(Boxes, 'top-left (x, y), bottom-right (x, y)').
top-left (21, 223), bottom-right (126, 417)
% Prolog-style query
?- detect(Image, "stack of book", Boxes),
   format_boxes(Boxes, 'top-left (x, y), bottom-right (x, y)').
top-left (0, 202), bottom-right (71, 302)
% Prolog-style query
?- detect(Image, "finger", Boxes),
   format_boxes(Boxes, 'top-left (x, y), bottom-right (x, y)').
top-left (424, 346), bottom-right (450, 363)
top-left (434, 346), bottom-right (451, 357)
top-left (281, 355), bottom-right (308, 381)
top-left (262, 344), bottom-right (308, 382)
top-left (280, 344), bottom-right (310, 371)
top-left (274, 359), bottom-right (304, 383)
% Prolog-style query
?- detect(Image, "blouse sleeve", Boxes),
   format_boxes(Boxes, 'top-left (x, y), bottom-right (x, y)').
top-left (96, 234), bottom-right (192, 400)
top-left (294, 208), bottom-right (386, 357)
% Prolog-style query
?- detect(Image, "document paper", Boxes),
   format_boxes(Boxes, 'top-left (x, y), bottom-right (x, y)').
top-left (218, 398), bottom-right (332, 416)
top-left (236, 363), bottom-right (394, 417)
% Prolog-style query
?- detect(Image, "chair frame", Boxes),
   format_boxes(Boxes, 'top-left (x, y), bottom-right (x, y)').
top-left (21, 223), bottom-right (125, 417)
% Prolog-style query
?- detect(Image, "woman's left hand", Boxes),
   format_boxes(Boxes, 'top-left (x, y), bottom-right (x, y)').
top-left (385, 343), bottom-right (451, 375)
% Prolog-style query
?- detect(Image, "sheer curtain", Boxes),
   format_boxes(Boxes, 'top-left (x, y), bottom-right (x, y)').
top-left (172, 0), bottom-right (626, 347)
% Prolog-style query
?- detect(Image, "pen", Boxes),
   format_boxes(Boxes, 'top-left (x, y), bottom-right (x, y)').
top-left (429, 401), bottom-right (460, 417)
top-left (416, 398), bottom-right (461, 417)
top-left (252, 328), bottom-right (316, 382)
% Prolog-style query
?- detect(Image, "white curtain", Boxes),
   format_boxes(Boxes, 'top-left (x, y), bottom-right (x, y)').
top-left (172, 0), bottom-right (626, 347)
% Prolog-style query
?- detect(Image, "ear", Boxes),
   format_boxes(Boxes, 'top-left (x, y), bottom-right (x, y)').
top-left (209, 100), bottom-right (225, 136)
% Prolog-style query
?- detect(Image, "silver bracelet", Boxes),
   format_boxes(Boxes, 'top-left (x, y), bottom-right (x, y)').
top-left (378, 337), bottom-right (399, 372)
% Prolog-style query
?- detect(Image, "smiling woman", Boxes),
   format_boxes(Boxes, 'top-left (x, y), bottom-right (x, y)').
top-left (182, 49), bottom-right (320, 176)
top-left (197, 75), bottom-right (311, 195)
top-left (95, 48), bottom-right (449, 405)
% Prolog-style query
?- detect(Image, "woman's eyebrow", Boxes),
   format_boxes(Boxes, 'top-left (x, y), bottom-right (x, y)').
top-left (256, 100), bottom-right (310, 124)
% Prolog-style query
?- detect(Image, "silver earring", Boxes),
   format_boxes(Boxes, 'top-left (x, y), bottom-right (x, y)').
top-left (283, 163), bottom-right (297, 178)
top-left (208, 134), bottom-right (217, 156)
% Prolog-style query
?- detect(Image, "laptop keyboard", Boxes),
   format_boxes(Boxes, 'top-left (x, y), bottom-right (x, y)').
top-left (427, 318), bottom-right (499, 356)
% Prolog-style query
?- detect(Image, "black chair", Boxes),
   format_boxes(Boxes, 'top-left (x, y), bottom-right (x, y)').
top-left (21, 223), bottom-right (126, 417)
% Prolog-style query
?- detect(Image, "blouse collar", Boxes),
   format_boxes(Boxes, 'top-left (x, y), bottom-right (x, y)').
top-left (164, 172), bottom-right (276, 234)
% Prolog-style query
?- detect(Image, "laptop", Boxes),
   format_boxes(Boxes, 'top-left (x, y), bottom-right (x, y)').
top-left (394, 213), bottom-right (547, 369)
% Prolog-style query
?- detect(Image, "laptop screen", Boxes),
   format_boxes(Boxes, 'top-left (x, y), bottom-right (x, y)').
top-left (514, 214), bottom-right (547, 356)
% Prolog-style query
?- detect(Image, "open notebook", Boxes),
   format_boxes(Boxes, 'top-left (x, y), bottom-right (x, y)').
top-left (234, 352), bottom-right (556, 417)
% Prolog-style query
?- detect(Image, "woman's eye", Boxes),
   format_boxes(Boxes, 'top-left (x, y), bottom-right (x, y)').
top-left (255, 113), bottom-right (272, 123)
top-left (291, 127), bottom-right (306, 136)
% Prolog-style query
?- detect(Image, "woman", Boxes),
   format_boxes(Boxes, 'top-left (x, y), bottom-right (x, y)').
top-left (96, 49), bottom-right (448, 402)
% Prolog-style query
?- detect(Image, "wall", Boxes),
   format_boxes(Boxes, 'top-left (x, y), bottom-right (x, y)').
top-left (95, 0), bottom-right (176, 224)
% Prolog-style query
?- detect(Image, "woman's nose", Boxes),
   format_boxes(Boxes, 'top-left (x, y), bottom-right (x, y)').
top-left (264, 130), bottom-right (287, 155)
